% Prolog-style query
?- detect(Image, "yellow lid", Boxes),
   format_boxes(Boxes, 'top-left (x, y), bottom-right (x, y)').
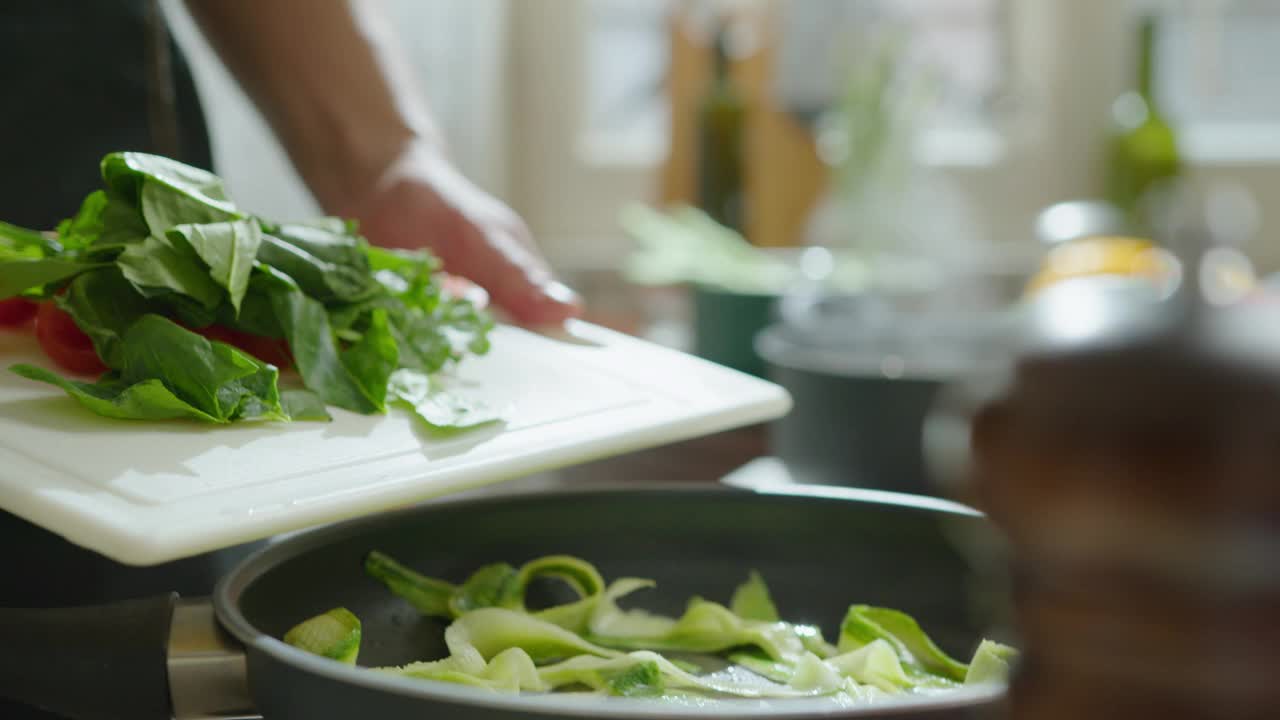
top-left (1025, 236), bottom-right (1176, 295)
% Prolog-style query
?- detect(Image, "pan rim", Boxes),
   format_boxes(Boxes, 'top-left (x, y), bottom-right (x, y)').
top-left (213, 483), bottom-right (1000, 718)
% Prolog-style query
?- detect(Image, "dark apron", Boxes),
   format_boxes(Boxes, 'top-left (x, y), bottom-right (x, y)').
top-left (1, 4), bottom-right (256, 716)
top-left (0, 0), bottom-right (214, 228)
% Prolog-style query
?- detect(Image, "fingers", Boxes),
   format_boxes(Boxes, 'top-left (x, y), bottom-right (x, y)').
top-left (439, 273), bottom-right (490, 309)
top-left (491, 277), bottom-right (584, 327)
top-left (444, 216), bottom-right (583, 327)
top-left (354, 176), bottom-right (582, 326)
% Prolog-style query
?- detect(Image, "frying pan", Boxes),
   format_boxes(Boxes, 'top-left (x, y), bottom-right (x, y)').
top-left (0, 484), bottom-right (1006, 720)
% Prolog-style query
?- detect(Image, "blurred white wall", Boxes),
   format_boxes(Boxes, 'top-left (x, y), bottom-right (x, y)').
top-left (163, 0), bottom-right (510, 220)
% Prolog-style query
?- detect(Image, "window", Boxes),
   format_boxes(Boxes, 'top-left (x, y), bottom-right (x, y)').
top-left (895, 0), bottom-right (1009, 131)
top-left (1158, 0), bottom-right (1280, 159)
top-left (513, 0), bottom-right (1016, 272)
top-left (578, 0), bottom-right (1011, 168)
top-left (773, 0), bottom-right (1007, 133)
top-left (582, 0), bottom-right (673, 165)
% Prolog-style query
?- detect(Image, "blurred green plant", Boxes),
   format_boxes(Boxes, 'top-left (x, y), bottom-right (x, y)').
top-left (620, 204), bottom-right (869, 295)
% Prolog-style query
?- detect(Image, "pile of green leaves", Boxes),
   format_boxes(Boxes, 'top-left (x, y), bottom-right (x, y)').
top-left (0, 152), bottom-right (494, 427)
top-left (286, 553), bottom-right (1017, 702)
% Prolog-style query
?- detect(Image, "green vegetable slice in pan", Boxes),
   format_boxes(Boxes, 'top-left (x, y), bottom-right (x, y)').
top-left (288, 554), bottom-right (1018, 703)
top-left (284, 607), bottom-right (362, 665)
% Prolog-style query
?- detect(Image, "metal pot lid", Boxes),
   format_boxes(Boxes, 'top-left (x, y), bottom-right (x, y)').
top-left (759, 288), bottom-right (1008, 381)
top-left (1008, 182), bottom-right (1272, 379)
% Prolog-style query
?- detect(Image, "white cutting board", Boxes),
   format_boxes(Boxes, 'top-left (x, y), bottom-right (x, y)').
top-left (0, 321), bottom-right (789, 565)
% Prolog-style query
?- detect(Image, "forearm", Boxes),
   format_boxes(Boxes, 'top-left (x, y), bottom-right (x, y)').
top-left (184, 0), bottom-right (439, 213)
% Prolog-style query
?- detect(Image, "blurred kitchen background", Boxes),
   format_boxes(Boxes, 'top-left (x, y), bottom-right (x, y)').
top-left (165, 0), bottom-right (1280, 491)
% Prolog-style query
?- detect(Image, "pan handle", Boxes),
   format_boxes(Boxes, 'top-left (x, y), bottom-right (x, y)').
top-left (167, 598), bottom-right (255, 719)
top-left (0, 594), bottom-right (255, 720)
top-left (0, 593), bottom-right (178, 720)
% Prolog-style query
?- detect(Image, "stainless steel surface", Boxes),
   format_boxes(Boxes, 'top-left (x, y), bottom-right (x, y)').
top-left (167, 599), bottom-right (255, 720)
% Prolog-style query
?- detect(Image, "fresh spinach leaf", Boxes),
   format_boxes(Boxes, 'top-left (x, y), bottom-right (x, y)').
top-left (167, 220), bottom-right (262, 314)
top-left (163, 292), bottom-right (220, 329)
top-left (0, 244), bottom-right (42, 262)
top-left (255, 235), bottom-right (332, 299)
top-left (257, 231), bottom-right (379, 303)
top-left (57, 268), bottom-right (155, 369)
top-left (281, 388), bottom-right (332, 421)
top-left (272, 222), bottom-right (367, 263)
top-left (388, 368), bottom-right (500, 430)
top-left (9, 310), bottom-right (289, 423)
top-left (255, 268), bottom-right (382, 413)
top-left (216, 283), bottom-right (284, 338)
top-left (340, 308), bottom-right (399, 409)
top-left (326, 296), bottom-right (398, 336)
top-left (114, 314), bottom-right (286, 422)
top-left (6, 151), bottom-right (495, 431)
top-left (365, 245), bottom-right (441, 278)
top-left (92, 191), bottom-right (152, 253)
top-left (0, 258), bottom-right (104, 299)
top-left (101, 152), bottom-right (239, 217)
top-left (1, 220), bottom-right (56, 255)
top-left (363, 245), bottom-right (493, 363)
top-left (52, 191), bottom-right (105, 251)
top-left (273, 216), bottom-right (358, 235)
top-left (140, 180), bottom-right (240, 238)
top-left (48, 189), bottom-right (148, 260)
top-left (9, 365), bottom-right (220, 422)
top-left (116, 233), bottom-right (224, 309)
top-left (331, 295), bottom-right (491, 376)
top-left (389, 311), bottom-right (458, 374)
top-left (440, 295), bottom-right (494, 356)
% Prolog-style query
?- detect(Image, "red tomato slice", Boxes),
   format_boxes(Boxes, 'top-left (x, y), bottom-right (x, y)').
top-left (35, 302), bottom-right (107, 375)
top-left (241, 335), bottom-right (294, 370)
top-left (0, 298), bottom-right (38, 327)
top-left (194, 325), bottom-right (293, 369)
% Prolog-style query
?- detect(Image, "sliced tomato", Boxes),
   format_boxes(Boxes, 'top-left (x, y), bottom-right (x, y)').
top-left (241, 335), bottom-right (294, 370)
top-left (194, 325), bottom-right (293, 369)
top-left (35, 302), bottom-right (107, 375)
top-left (0, 298), bottom-right (38, 327)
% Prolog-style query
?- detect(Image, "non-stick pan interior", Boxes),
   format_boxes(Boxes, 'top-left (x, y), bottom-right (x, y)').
top-left (220, 486), bottom-right (1001, 718)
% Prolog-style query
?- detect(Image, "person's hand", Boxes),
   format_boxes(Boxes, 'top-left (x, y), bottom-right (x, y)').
top-left (347, 141), bottom-right (582, 326)
top-left (186, 1), bottom-right (576, 323)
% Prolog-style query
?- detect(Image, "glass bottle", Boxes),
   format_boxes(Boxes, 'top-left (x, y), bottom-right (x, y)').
top-left (1105, 14), bottom-right (1181, 231)
top-left (696, 24), bottom-right (747, 236)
